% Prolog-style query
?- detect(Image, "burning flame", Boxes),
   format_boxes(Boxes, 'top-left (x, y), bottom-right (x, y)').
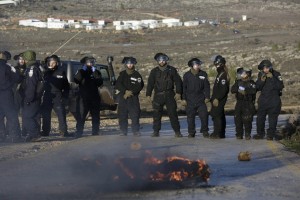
top-left (113, 150), bottom-right (210, 183)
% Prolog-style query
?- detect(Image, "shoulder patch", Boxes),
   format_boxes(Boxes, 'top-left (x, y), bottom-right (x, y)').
top-left (138, 78), bottom-right (142, 83)
top-left (29, 69), bottom-right (33, 77)
top-left (278, 76), bottom-right (283, 81)
top-left (221, 79), bottom-right (226, 85)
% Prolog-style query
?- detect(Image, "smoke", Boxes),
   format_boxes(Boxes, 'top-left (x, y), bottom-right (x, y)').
top-left (69, 145), bottom-right (210, 193)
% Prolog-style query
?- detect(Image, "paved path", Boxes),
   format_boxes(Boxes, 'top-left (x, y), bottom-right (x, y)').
top-left (0, 115), bottom-right (299, 200)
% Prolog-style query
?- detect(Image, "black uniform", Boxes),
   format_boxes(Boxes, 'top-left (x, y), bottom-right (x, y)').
top-left (256, 70), bottom-right (284, 139)
top-left (146, 65), bottom-right (182, 135)
top-left (41, 67), bottom-right (69, 136)
top-left (74, 66), bottom-right (103, 136)
top-left (210, 67), bottom-right (230, 138)
top-left (116, 70), bottom-right (144, 135)
top-left (14, 63), bottom-right (26, 110)
top-left (231, 79), bottom-right (256, 139)
top-left (19, 63), bottom-right (44, 139)
top-left (0, 60), bottom-right (21, 141)
top-left (183, 70), bottom-right (210, 136)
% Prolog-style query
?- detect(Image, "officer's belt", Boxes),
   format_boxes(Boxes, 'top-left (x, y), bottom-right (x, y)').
top-left (155, 90), bottom-right (174, 95)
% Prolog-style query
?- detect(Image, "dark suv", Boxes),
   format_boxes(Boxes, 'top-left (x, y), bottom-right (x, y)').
top-left (61, 56), bottom-right (117, 112)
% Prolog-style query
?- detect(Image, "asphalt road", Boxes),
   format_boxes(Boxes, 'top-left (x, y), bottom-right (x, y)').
top-left (0, 115), bottom-right (299, 200)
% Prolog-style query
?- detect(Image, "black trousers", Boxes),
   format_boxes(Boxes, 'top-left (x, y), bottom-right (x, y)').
top-left (76, 97), bottom-right (100, 135)
top-left (22, 100), bottom-right (41, 137)
top-left (186, 102), bottom-right (208, 134)
top-left (234, 101), bottom-right (255, 137)
top-left (118, 95), bottom-right (141, 134)
top-left (0, 90), bottom-right (20, 137)
top-left (256, 97), bottom-right (281, 137)
top-left (41, 93), bottom-right (67, 135)
top-left (152, 92), bottom-right (180, 133)
top-left (210, 101), bottom-right (226, 138)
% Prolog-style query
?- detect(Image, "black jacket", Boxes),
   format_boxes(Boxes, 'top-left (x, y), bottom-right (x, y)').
top-left (19, 62), bottom-right (44, 103)
top-left (231, 79), bottom-right (256, 102)
top-left (115, 70), bottom-right (144, 96)
top-left (74, 66), bottom-right (103, 100)
top-left (44, 67), bottom-right (70, 99)
top-left (183, 70), bottom-right (210, 104)
top-left (211, 67), bottom-right (230, 103)
top-left (146, 65), bottom-right (182, 96)
top-left (0, 60), bottom-right (20, 91)
top-left (256, 70), bottom-right (284, 98)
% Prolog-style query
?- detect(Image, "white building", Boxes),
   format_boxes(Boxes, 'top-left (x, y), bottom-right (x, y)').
top-left (184, 21), bottom-right (200, 27)
top-left (19, 19), bottom-right (41, 26)
top-left (74, 24), bottom-right (83, 29)
top-left (122, 20), bottom-right (141, 26)
top-left (113, 21), bottom-right (122, 26)
top-left (81, 20), bottom-right (90, 24)
top-left (32, 21), bottom-right (47, 28)
top-left (166, 22), bottom-right (183, 27)
top-left (162, 18), bottom-right (180, 24)
top-left (86, 24), bottom-right (104, 31)
top-left (141, 19), bottom-right (158, 25)
top-left (67, 19), bottom-right (75, 24)
top-left (115, 25), bottom-right (130, 31)
top-left (97, 20), bottom-right (105, 26)
top-left (47, 21), bottom-right (66, 29)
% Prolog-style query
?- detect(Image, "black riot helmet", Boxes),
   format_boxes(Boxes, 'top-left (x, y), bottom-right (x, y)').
top-left (80, 56), bottom-right (96, 65)
top-left (46, 54), bottom-right (60, 67)
top-left (48, 54), bottom-right (60, 63)
top-left (3, 51), bottom-right (11, 60)
top-left (154, 53), bottom-right (169, 62)
top-left (213, 55), bottom-right (226, 66)
top-left (122, 56), bottom-right (137, 65)
top-left (188, 58), bottom-right (203, 67)
top-left (0, 51), bottom-right (11, 61)
top-left (258, 59), bottom-right (272, 71)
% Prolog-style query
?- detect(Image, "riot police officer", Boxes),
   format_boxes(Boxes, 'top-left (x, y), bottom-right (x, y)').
top-left (18, 50), bottom-right (43, 142)
top-left (253, 60), bottom-right (284, 140)
top-left (231, 68), bottom-right (256, 140)
top-left (0, 51), bottom-right (21, 142)
top-left (41, 55), bottom-right (71, 137)
top-left (74, 56), bottom-right (103, 137)
top-left (115, 57), bottom-right (144, 136)
top-left (210, 55), bottom-right (230, 139)
top-left (146, 53), bottom-right (183, 137)
top-left (182, 58), bottom-right (210, 138)
top-left (13, 54), bottom-right (27, 110)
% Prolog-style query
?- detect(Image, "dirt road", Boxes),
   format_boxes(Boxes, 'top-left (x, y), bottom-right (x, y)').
top-left (0, 115), bottom-right (299, 200)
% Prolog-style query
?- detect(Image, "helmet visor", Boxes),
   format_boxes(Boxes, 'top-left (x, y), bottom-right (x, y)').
top-left (86, 58), bottom-right (95, 65)
top-left (156, 55), bottom-right (168, 62)
top-left (124, 59), bottom-right (136, 65)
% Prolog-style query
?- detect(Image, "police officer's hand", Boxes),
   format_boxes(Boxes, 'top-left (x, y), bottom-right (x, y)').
top-left (123, 90), bottom-right (133, 99)
top-left (10, 65), bottom-right (16, 73)
top-left (205, 99), bottom-right (211, 112)
top-left (174, 93), bottom-right (181, 101)
top-left (212, 99), bottom-right (219, 107)
top-left (204, 98), bottom-right (210, 104)
top-left (181, 100), bottom-right (187, 107)
top-left (146, 96), bottom-right (152, 104)
top-left (238, 89), bottom-right (246, 95)
top-left (261, 74), bottom-right (267, 81)
top-left (266, 73), bottom-right (273, 78)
